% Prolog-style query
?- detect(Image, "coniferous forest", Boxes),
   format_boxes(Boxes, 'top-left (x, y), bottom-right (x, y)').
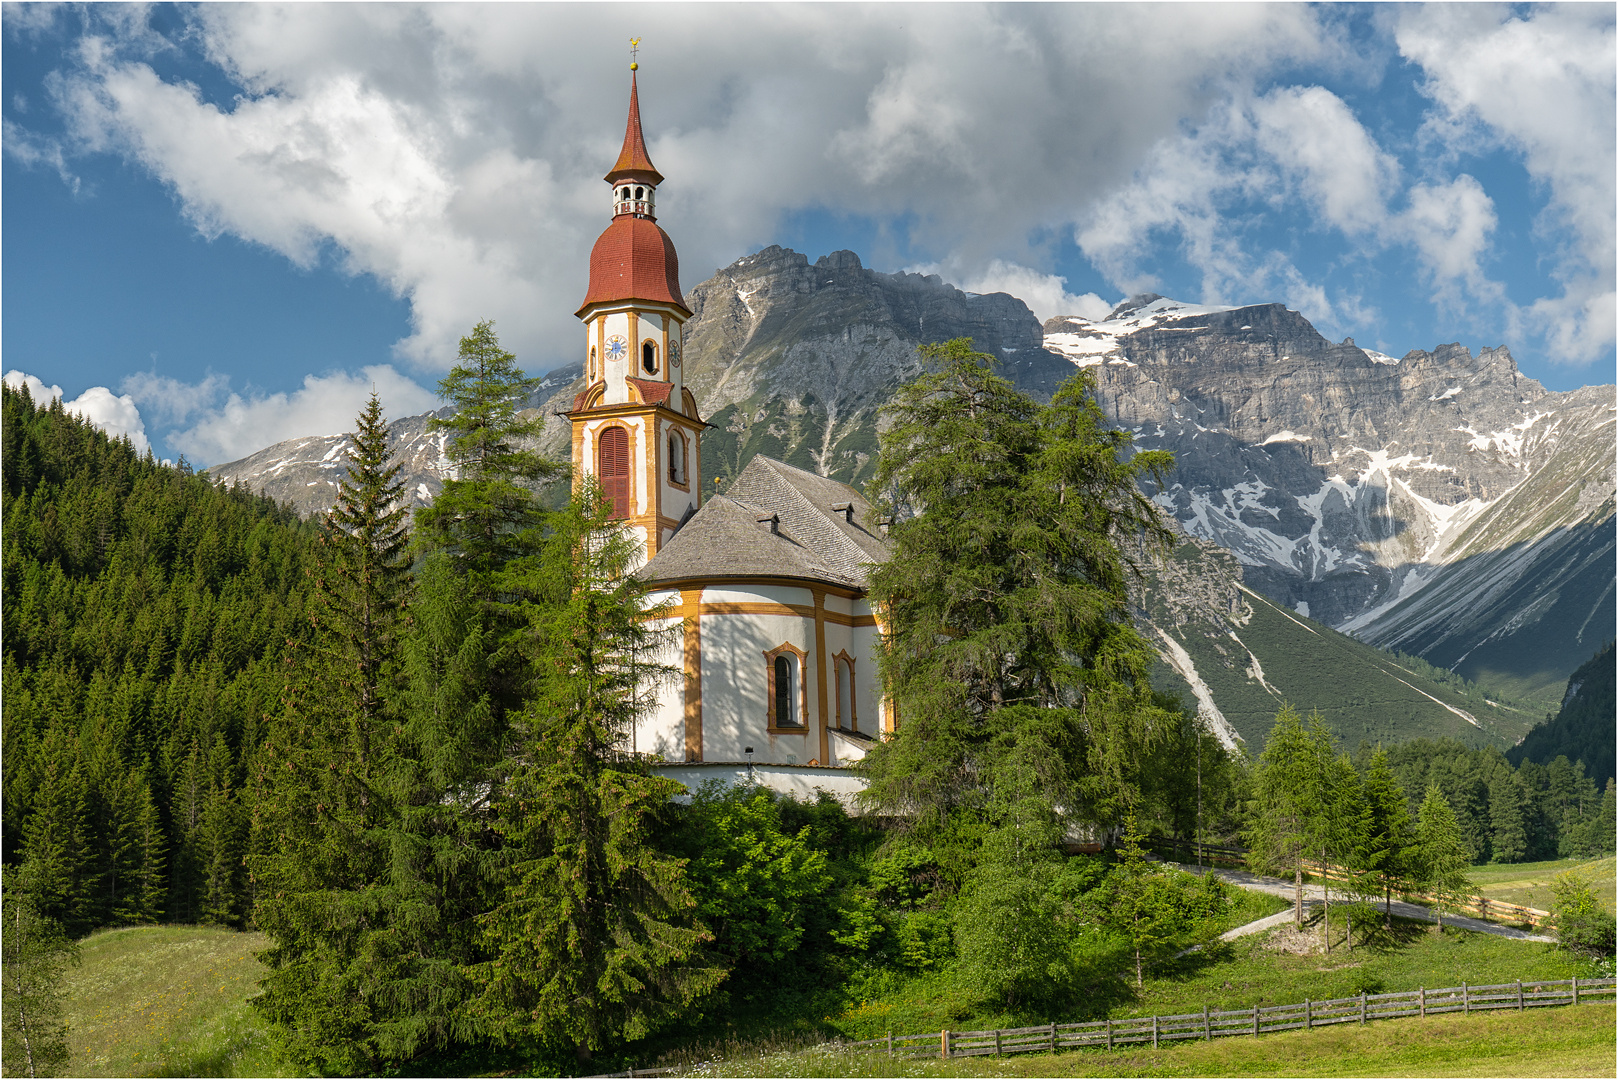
top-left (2, 335), bottom-right (1613, 1077)
top-left (3, 380), bottom-right (318, 935)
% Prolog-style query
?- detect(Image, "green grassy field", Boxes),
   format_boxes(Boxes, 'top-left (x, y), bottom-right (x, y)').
top-left (1469, 856), bottom-right (1617, 912)
top-left (685, 1003), bottom-right (1617, 1077)
top-left (59, 925), bottom-right (290, 1078)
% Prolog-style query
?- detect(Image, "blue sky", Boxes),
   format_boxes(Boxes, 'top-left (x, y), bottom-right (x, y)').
top-left (3, 3), bottom-right (1613, 465)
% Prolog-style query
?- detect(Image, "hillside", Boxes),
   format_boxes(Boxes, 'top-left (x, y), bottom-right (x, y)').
top-left (2, 383), bottom-right (317, 933)
top-left (1507, 644), bottom-right (1617, 783)
top-left (1133, 531), bottom-right (1537, 751)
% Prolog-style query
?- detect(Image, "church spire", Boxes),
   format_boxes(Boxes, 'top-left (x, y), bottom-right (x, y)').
top-left (606, 68), bottom-right (664, 186)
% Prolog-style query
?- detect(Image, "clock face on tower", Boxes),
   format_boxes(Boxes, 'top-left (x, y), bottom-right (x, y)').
top-left (605, 335), bottom-right (627, 361)
top-left (669, 337), bottom-right (681, 367)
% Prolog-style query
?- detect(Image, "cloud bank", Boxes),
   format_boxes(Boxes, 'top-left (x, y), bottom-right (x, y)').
top-left (8, 3), bottom-right (1613, 390)
top-left (120, 365), bottom-right (439, 468)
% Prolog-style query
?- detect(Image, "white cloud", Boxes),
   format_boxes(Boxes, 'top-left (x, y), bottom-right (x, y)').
top-left (120, 364), bottom-right (437, 467)
top-left (1397, 4), bottom-right (1615, 365)
top-left (4, 369), bottom-right (150, 453)
top-left (943, 260), bottom-right (1114, 325)
top-left (27, 4), bottom-right (1333, 374)
top-left (1075, 83), bottom-right (1506, 340)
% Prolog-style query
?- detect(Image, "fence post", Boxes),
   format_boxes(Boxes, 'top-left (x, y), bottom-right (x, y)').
top-left (941, 1030), bottom-right (950, 1061)
top-left (1517, 980), bottom-right (1523, 1010)
top-left (994, 1029), bottom-right (1002, 1056)
top-left (1360, 991), bottom-right (1367, 1025)
top-left (1152, 1014), bottom-right (1159, 1048)
top-left (1106, 1019), bottom-right (1113, 1051)
top-left (1305, 998), bottom-right (1312, 1028)
top-left (886, 1031), bottom-right (893, 1058)
top-left (1204, 1004), bottom-right (1211, 1040)
top-left (1252, 1004), bottom-right (1259, 1037)
top-left (1572, 977), bottom-right (1579, 1005)
top-left (1463, 982), bottom-right (1469, 1014)
top-left (1048, 1022), bottom-right (1056, 1053)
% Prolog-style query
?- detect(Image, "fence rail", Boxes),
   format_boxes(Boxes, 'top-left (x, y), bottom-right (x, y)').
top-left (844, 978), bottom-right (1615, 1061)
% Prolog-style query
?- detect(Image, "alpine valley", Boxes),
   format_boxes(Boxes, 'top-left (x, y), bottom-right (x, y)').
top-left (209, 245), bottom-right (1615, 748)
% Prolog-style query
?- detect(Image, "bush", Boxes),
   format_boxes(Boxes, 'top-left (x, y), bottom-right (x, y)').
top-left (952, 862), bottom-right (1077, 1011)
top-left (1550, 871), bottom-right (1616, 959)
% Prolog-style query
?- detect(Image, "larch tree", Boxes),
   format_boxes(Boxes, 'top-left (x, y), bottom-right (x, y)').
top-left (1246, 705), bottom-right (1320, 926)
top-left (1414, 783), bottom-right (1473, 929)
top-left (464, 487), bottom-right (722, 1067)
top-left (857, 339), bottom-right (1174, 879)
top-left (1358, 745), bottom-right (1414, 927)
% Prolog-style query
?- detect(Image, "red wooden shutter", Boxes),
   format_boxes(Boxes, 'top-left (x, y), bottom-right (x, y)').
top-left (599, 426), bottom-right (630, 518)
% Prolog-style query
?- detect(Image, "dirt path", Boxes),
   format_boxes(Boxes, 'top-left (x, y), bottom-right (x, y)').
top-left (1175, 861), bottom-right (1556, 943)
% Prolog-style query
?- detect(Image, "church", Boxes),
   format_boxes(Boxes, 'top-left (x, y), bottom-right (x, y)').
top-left (566, 66), bottom-right (888, 799)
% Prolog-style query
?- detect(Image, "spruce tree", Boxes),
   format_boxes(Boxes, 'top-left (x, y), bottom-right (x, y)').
top-left (1414, 784), bottom-right (1473, 929)
top-left (464, 490), bottom-right (722, 1066)
top-left (251, 394), bottom-right (417, 1072)
top-left (18, 729), bottom-right (90, 934)
top-left (858, 339), bottom-right (1174, 877)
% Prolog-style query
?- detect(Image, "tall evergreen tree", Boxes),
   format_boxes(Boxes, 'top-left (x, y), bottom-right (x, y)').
top-left (465, 490), bottom-right (722, 1067)
top-left (858, 339), bottom-right (1174, 877)
top-left (18, 728), bottom-right (90, 935)
top-left (252, 394), bottom-right (418, 1072)
top-left (1246, 705), bottom-right (1319, 926)
top-left (1358, 746), bottom-right (1414, 927)
top-left (1414, 784), bottom-right (1473, 929)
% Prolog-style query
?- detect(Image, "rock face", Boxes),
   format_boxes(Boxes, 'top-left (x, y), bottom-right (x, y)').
top-left (1047, 295), bottom-right (1615, 707)
top-left (206, 252), bottom-right (1613, 712)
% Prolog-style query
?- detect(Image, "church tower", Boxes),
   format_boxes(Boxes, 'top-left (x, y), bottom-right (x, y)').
top-left (569, 62), bottom-right (702, 563)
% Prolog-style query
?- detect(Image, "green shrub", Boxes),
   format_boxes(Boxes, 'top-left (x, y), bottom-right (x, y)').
top-left (952, 863), bottom-right (1076, 1011)
top-left (1550, 871), bottom-right (1616, 959)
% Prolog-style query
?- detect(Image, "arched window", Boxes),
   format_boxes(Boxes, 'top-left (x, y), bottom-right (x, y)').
top-left (667, 429), bottom-right (687, 485)
top-left (775, 656), bottom-right (793, 725)
top-left (589, 345), bottom-right (596, 382)
top-left (642, 340), bottom-right (658, 374)
top-left (620, 187), bottom-right (630, 201)
top-left (835, 653), bottom-right (858, 733)
top-left (598, 425), bottom-right (630, 519)
top-left (635, 186), bottom-right (644, 199)
top-left (764, 643), bottom-right (807, 729)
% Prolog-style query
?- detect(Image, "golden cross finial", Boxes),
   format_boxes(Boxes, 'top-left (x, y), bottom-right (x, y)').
top-left (629, 37), bottom-right (640, 70)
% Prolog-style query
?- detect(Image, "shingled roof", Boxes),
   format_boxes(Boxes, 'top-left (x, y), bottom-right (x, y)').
top-left (639, 456), bottom-right (888, 590)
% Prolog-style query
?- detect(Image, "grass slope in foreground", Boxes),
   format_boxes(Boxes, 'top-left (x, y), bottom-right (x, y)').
top-left (60, 925), bottom-right (289, 1078)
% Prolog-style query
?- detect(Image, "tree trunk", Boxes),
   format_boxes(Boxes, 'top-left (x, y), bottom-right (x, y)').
top-left (1294, 859), bottom-right (1304, 926)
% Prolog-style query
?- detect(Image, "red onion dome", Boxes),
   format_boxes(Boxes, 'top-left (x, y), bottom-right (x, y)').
top-left (577, 215), bottom-right (689, 317)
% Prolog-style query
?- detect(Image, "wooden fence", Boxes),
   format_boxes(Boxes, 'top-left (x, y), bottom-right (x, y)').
top-left (1146, 839), bottom-right (1554, 928)
top-left (845, 978), bottom-right (1616, 1061)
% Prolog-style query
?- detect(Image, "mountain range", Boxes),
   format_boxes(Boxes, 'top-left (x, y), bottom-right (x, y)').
top-left (208, 245), bottom-right (1615, 740)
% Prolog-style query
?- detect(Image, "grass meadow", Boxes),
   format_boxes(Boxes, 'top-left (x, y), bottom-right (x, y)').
top-left (59, 924), bottom-right (291, 1078)
top-left (680, 1003), bottom-right (1617, 1077)
top-left (1469, 855), bottom-right (1617, 912)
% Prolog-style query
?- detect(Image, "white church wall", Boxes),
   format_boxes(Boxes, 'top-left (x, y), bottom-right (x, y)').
top-left (634, 595), bottom-right (687, 761)
top-left (699, 584), bottom-right (815, 608)
top-left (698, 607), bottom-right (816, 764)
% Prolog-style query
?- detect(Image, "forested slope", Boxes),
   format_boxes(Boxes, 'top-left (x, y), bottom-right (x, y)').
top-left (2, 383), bottom-right (317, 933)
top-left (1507, 644), bottom-right (1616, 786)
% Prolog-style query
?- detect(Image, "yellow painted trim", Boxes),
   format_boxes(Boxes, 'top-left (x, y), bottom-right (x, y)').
top-left (814, 589), bottom-right (829, 767)
top-left (682, 588), bottom-right (703, 761)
